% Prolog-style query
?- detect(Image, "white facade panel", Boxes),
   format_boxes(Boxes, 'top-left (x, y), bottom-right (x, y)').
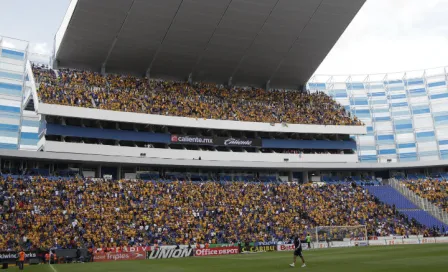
top-left (359, 150), bottom-right (377, 156)
top-left (417, 142), bottom-right (438, 152)
top-left (409, 96), bottom-right (429, 104)
top-left (413, 116), bottom-right (434, 128)
top-left (396, 133), bottom-right (415, 143)
top-left (0, 136), bottom-right (18, 144)
top-left (20, 126), bottom-right (39, 133)
top-left (398, 147), bottom-right (417, 153)
top-left (375, 122), bottom-right (393, 131)
top-left (437, 127), bottom-right (448, 139)
top-left (358, 136), bottom-right (376, 146)
top-left (420, 156), bottom-right (439, 161)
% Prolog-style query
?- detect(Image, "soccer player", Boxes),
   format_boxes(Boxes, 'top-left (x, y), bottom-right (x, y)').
top-left (289, 234), bottom-right (306, 268)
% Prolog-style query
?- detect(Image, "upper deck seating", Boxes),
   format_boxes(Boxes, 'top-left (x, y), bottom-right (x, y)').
top-left (32, 65), bottom-right (362, 126)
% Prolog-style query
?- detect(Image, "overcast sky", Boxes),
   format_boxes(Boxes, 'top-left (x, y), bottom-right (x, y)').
top-left (0, 0), bottom-right (447, 76)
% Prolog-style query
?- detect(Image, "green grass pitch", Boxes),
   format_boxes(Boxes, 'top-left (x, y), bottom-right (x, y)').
top-left (23, 244), bottom-right (448, 272)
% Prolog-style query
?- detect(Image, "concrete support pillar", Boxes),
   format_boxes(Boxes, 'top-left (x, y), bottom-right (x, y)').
top-left (302, 171), bottom-right (309, 183)
top-left (288, 171), bottom-right (293, 182)
top-left (97, 165), bottom-right (102, 178)
top-left (117, 165), bottom-right (122, 180)
top-left (101, 63), bottom-right (106, 75)
top-left (52, 59), bottom-right (59, 70)
top-left (146, 69), bottom-right (151, 86)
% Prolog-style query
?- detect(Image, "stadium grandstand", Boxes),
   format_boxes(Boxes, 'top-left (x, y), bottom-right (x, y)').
top-left (0, 0), bottom-right (447, 270)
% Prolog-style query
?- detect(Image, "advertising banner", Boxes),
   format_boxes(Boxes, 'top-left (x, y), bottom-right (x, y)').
top-left (93, 251), bottom-right (146, 262)
top-left (435, 237), bottom-right (448, 243)
top-left (401, 238), bottom-right (420, 245)
top-left (255, 241), bottom-right (278, 246)
top-left (214, 137), bottom-right (262, 147)
top-left (170, 135), bottom-right (261, 147)
top-left (354, 241), bottom-right (369, 247)
top-left (420, 238), bottom-right (436, 244)
top-left (367, 240), bottom-right (386, 246)
top-left (194, 247), bottom-right (239, 257)
top-left (147, 248), bottom-right (194, 259)
top-left (0, 252), bottom-right (38, 263)
top-left (209, 243), bottom-right (237, 248)
top-left (277, 244), bottom-right (295, 251)
top-left (241, 245), bottom-right (276, 253)
top-left (171, 135), bottom-right (214, 145)
top-left (276, 243), bottom-right (310, 251)
top-left (94, 246), bottom-right (152, 253)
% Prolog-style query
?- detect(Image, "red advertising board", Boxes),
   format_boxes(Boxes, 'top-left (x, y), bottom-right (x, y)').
top-left (93, 251), bottom-right (146, 262)
top-left (195, 247), bottom-right (239, 257)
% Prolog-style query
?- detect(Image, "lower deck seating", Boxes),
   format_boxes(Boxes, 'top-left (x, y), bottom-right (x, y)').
top-left (0, 177), bottom-right (435, 251)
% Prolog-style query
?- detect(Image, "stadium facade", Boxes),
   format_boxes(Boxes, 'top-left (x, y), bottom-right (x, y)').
top-left (2, 34), bottom-right (448, 175)
top-left (0, 36), bottom-right (41, 151)
top-left (1, 1), bottom-right (448, 239)
top-left (1, 0), bottom-right (448, 178)
top-left (309, 69), bottom-right (448, 163)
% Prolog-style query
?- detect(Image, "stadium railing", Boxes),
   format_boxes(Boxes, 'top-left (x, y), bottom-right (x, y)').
top-left (388, 178), bottom-right (448, 225)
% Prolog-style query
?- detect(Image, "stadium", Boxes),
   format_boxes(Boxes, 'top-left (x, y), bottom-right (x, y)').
top-left (0, 0), bottom-right (447, 271)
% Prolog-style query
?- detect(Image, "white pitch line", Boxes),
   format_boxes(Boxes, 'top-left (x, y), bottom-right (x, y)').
top-left (49, 264), bottom-right (58, 272)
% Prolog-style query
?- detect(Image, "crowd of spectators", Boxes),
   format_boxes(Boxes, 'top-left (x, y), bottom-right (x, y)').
top-left (32, 65), bottom-right (362, 126)
top-left (402, 179), bottom-right (448, 213)
top-left (0, 176), bottom-right (430, 251)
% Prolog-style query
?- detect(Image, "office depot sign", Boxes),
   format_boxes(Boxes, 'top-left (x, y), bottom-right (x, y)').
top-left (195, 247), bottom-right (239, 256)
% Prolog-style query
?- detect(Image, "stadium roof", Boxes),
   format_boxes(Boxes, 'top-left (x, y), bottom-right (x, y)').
top-left (54, 0), bottom-right (365, 89)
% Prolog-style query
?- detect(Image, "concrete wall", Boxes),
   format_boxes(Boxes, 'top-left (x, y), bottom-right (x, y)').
top-left (38, 103), bottom-right (367, 135)
top-left (44, 141), bottom-right (359, 163)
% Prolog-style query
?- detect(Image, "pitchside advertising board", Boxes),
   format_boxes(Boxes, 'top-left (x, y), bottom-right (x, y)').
top-left (93, 251), bottom-right (146, 262)
top-left (171, 135), bottom-right (262, 147)
top-left (93, 247), bottom-right (239, 262)
top-left (0, 252), bottom-right (38, 264)
top-left (91, 237), bottom-right (448, 262)
top-left (147, 248), bottom-right (194, 259)
top-left (276, 243), bottom-right (310, 251)
top-left (195, 247), bottom-right (240, 257)
top-left (242, 241), bottom-right (278, 253)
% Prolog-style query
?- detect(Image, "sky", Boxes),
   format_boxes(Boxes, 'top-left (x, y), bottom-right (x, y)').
top-left (0, 0), bottom-right (447, 76)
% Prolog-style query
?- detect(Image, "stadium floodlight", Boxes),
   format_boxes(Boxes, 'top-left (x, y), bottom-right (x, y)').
top-left (309, 225), bottom-right (368, 248)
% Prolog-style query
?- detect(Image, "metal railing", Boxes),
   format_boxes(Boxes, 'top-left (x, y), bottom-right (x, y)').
top-left (389, 178), bottom-right (448, 225)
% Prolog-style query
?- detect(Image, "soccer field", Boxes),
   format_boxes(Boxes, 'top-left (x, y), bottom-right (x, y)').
top-left (24, 244), bottom-right (448, 272)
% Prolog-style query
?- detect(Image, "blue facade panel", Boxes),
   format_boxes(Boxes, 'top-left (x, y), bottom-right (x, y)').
top-left (431, 93), bottom-right (448, 100)
top-left (398, 143), bottom-right (416, 149)
top-left (428, 81), bottom-right (446, 88)
top-left (313, 69), bottom-right (448, 162)
top-left (406, 79), bottom-right (424, 85)
top-left (378, 149), bottom-right (397, 155)
top-left (46, 124), bottom-right (171, 143)
top-left (1, 49), bottom-right (25, 60)
top-left (262, 139), bottom-right (356, 150)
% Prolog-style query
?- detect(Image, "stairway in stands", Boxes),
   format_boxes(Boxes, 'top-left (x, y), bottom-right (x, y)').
top-left (364, 185), bottom-right (448, 230)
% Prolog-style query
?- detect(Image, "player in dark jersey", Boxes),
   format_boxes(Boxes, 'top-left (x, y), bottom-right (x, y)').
top-left (289, 234), bottom-right (306, 268)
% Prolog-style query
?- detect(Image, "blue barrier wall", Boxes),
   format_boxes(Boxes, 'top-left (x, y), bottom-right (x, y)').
top-left (47, 124), bottom-right (355, 150)
top-left (46, 124), bottom-right (171, 143)
top-left (262, 139), bottom-right (356, 150)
